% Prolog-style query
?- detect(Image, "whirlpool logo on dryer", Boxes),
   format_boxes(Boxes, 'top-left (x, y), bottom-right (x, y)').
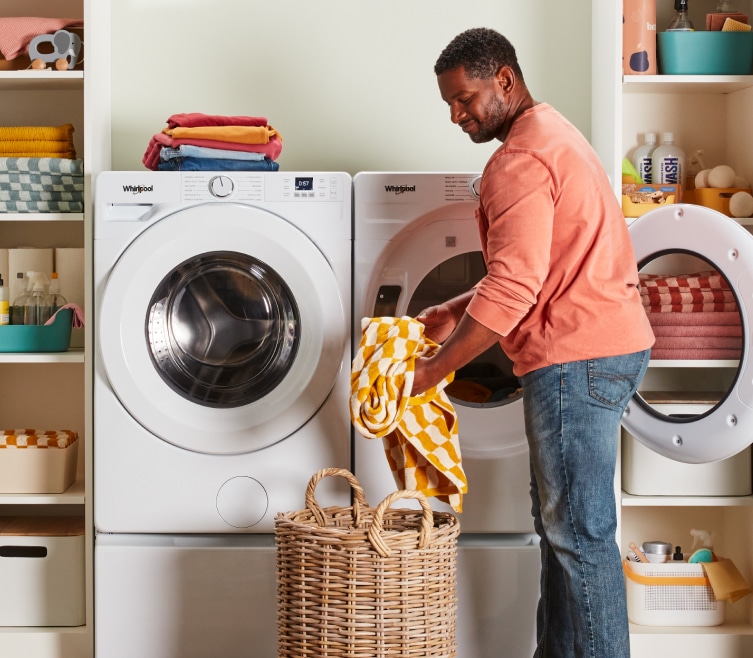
top-left (122, 184), bottom-right (154, 194)
top-left (384, 184), bottom-right (416, 195)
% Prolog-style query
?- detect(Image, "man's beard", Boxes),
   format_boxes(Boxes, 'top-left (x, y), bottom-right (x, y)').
top-left (469, 96), bottom-right (506, 144)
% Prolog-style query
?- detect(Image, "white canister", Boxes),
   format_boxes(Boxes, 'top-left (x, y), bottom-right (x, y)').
top-left (642, 540), bottom-right (673, 563)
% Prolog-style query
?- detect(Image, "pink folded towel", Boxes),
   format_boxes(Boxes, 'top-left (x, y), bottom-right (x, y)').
top-left (166, 113), bottom-right (269, 129)
top-left (45, 303), bottom-right (85, 328)
top-left (646, 311), bottom-right (741, 327)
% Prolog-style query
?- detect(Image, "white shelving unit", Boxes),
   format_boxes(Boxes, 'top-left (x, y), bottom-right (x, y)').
top-left (594, 1), bottom-right (753, 654)
top-left (0, 1), bottom-right (110, 655)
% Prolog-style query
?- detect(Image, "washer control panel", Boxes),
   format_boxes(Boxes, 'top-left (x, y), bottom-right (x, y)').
top-left (180, 172), bottom-right (345, 203)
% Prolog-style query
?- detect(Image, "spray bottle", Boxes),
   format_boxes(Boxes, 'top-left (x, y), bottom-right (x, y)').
top-left (688, 528), bottom-right (715, 563)
top-left (23, 271), bottom-right (50, 325)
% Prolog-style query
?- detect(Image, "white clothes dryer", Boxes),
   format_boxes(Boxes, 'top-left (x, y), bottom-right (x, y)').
top-left (353, 171), bottom-right (532, 533)
top-left (94, 171), bottom-right (352, 534)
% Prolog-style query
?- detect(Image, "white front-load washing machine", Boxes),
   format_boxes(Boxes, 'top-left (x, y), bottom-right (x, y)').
top-left (353, 172), bottom-right (539, 657)
top-left (94, 171), bottom-right (352, 657)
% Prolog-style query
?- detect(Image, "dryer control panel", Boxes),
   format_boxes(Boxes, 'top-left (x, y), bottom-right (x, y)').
top-left (178, 172), bottom-right (345, 203)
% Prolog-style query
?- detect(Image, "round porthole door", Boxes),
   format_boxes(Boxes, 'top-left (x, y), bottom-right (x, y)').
top-left (624, 204), bottom-right (753, 463)
top-left (98, 202), bottom-right (346, 455)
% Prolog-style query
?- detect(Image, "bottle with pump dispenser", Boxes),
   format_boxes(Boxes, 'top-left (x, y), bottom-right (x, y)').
top-left (633, 132), bottom-right (657, 183)
top-left (652, 132), bottom-right (686, 185)
top-left (0, 276), bottom-right (8, 326)
top-left (46, 272), bottom-right (67, 317)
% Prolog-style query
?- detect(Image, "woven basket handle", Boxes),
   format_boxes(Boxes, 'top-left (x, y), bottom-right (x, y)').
top-left (304, 467), bottom-right (369, 528)
top-left (367, 490), bottom-right (433, 558)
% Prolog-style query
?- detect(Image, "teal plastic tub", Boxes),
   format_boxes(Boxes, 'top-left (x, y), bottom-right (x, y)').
top-left (0, 309), bottom-right (73, 353)
top-left (658, 31), bottom-right (753, 75)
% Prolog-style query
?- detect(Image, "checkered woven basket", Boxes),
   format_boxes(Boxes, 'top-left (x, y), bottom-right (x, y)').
top-left (275, 467), bottom-right (460, 657)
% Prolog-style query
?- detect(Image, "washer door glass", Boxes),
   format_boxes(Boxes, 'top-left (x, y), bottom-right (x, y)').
top-left (99, 202), bottom-right (346, 455)
top-left (362, 215), bottom-right (527, 458)
top-left (147, 251), bottom-right (299, 408)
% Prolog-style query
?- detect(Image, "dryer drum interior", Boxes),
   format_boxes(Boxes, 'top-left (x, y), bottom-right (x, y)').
top-left (147, 250), bottom-right (300, 408)
top-left (624, 204), bottom-right (753, 464)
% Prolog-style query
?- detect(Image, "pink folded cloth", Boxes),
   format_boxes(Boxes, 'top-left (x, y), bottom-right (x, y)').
top-left (646, 310), bottom-right (741, 326)
top-left (651, 347), bottom-right (741, 360)
top-left (166, 113), bottom-right (269, 129)
top-left (651, 324), bottom-right (742, 338)
top-left (142, 132), bottom-right (283, 170)
top-left (653, 335), bottom-right (742, 350)
top-left (0, 17), bottom-right (84, 60)
top-left (640, 270), bottom-right (728, 291)
top-left (45, 303), bottom-right (85, 328)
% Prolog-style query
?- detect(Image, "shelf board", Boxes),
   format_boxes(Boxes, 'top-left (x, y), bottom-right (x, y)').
top-left (0, 478), bottom-right (85, 505)
top-left (0, 213), bottom-right (84, 222)
top-left (648, 359), bottom-right (739, 368)
top-left (624, 74), bottom-right (753, 94)
top-left (0, 348), bottom-right (84, 364)
top-left (0, 70), bottom-right (83, 92)
top-left (629, 621), bottom-right (753, 636)
top-left (622, 492), bottom-right (753, 507)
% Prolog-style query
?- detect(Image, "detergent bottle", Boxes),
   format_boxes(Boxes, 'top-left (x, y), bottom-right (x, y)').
top-left (0, 275), bottom-right (8, 325)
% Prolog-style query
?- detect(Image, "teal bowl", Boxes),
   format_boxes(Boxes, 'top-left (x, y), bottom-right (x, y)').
top-left (0, 309), bottom-right (73, 353)
top-left (658, 31), bottom-right (753, 75)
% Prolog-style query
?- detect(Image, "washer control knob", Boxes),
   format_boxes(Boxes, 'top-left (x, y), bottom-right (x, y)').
top-left (209, 175), bottom-right (234, 198)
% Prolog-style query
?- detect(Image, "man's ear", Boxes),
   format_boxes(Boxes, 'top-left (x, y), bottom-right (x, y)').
top-left (495, 65), bottom-right (516, 93)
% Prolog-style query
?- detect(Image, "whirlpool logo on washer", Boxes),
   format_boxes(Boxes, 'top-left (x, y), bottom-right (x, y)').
top-left (384, 184), bottom-right (416, 195)
top-left (122, 184), bottom-right (154, 194)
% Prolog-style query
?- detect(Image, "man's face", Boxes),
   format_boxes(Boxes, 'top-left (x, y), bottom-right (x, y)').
top-left (437, 66), bottom-right (507, 144)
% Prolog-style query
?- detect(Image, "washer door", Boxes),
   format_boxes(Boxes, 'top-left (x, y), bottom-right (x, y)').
top-left (99, 202), bottom-right (345, 454)
top-left (624, 204), bottom-right (753, 463)
top-left (363, 215), bottom-right (527, 459)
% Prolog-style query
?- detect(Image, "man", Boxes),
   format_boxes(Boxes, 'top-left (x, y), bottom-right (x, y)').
top-left (412, 28), bottom-right (654, 658)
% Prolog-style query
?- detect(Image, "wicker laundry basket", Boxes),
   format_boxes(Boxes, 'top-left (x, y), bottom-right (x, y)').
top-left (275, 467), bottom-right (460, 658)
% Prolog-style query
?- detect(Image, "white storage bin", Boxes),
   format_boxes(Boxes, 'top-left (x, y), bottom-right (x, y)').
top-left (0, 430), bottom-right (79, 494)
top-left (623, 559), bottom-right (724, 627)
top-left (0, 516), bottom-right (85, 626)
top-left (621, 401), bottom-right (752, 496)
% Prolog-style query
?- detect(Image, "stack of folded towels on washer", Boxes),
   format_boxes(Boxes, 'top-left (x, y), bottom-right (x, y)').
top-left (142, 113), bottom-right (282, 172)
top-left (640, 270), bottom-right (742, 360)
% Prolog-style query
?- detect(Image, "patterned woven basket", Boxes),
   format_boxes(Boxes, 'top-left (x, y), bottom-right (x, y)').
top-left (275, 467), bottom-right (460, 657)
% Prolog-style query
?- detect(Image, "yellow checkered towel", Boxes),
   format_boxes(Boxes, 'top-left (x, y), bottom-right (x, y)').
top-left (350, 316), bottom-right (467, 512)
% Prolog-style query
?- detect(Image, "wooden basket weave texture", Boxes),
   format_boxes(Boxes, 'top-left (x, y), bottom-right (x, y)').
top-left (275, 468), bottom-right (460, 657)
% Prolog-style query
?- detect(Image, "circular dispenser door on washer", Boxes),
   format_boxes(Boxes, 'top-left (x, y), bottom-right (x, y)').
top-left (365, 214), bottom-right (527, 460)
top-left (625, 204), bottom-right (753, 463)
top-left (99, 202), bottom-right (345, 455)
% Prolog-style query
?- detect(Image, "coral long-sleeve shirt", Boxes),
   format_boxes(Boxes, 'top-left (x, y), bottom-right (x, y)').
top-left (467, 103), bottom-right (654, 376)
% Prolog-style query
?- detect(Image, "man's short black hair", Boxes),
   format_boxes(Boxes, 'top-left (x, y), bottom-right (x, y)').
top-left (434, 27), bottom-right (524, 82)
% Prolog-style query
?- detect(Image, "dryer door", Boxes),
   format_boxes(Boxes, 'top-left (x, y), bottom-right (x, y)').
top-left (625, 204), bottom-right (753, 463)
top-left (99, 202), bottom-right (345, 454)
top-left (361, 215), bottom-right (527, 459)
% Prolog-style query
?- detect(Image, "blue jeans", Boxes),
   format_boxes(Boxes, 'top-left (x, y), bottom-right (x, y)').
top-left (520, 350), bottom-right (650, 658)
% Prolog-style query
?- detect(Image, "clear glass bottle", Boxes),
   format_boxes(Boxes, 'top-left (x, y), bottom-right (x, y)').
top-left (667, 0), bottom-right (695, 30)
top-left (716, 0), bottom-right (735, 12)
top-left (45, 272), bottom-right (68, 318)
top-left (10, 272), bottom-right (31, 325)
top-left (23, 272), bottom-right (49, 325)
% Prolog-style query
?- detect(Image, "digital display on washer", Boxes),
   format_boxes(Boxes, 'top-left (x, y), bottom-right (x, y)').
top-left (295, 177), bottom-right (314, 192)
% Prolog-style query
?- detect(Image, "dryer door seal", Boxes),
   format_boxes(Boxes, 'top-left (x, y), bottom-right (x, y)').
top-left (99, 202), bottom-right (346, 455)
top-left (625, 204), bottom-right (753, 463)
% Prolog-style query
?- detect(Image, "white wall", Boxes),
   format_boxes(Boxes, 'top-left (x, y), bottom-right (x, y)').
top-left (110, 0), bottom-right (591, 174)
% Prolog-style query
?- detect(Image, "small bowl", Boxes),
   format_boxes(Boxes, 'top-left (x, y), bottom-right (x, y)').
top-left (658, 31), bottom-right (753, 75)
